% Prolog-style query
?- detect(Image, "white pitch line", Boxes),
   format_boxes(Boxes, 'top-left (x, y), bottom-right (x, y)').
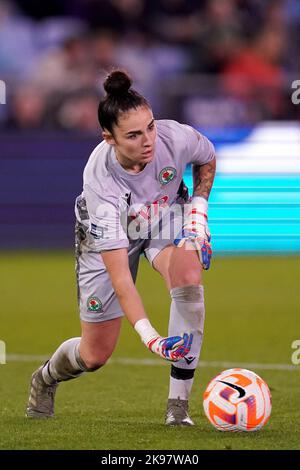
top-left (4, 354), bottom-right (300, 371)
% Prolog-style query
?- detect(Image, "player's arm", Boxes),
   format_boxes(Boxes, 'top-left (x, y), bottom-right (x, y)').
top-left (174, 125), bottom-right (216, 270)
top-left (190, 158), bottom-right (216, 268)
top-left (101, 248), bottom-right (148, 327)
top-left (101, 248), bottom-right (193, 361)
top-left (193, 157), bottom-right (216, 201)
top-left (175, 158), bottom-right (216, 270)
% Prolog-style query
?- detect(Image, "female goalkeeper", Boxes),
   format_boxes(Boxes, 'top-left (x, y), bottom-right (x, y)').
top-left (26, 70), bottom-right (216, 426)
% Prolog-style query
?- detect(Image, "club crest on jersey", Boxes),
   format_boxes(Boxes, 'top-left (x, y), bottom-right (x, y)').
top-left (87, 296), bottom-right (102, 313)
top-left (159, 167), bottom-right (177, 185)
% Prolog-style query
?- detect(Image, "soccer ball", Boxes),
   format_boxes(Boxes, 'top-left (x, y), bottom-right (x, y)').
top-left (203, 368), bottom-right (272, 432)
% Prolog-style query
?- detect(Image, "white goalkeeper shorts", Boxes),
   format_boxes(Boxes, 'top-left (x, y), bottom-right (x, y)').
top-left (75, 219), bottom-right (179, 323)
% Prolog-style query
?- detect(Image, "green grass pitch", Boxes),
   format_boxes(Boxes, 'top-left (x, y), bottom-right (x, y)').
top-left (0, 252), bottom-right (299, 450)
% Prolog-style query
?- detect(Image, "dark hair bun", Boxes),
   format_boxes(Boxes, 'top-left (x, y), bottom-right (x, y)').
top-left (104, 70), bottom-right (132, 96)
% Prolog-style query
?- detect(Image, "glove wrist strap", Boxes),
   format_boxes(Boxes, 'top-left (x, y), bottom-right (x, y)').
top-left (184, 197), bottom-right (208, 231)
top-left (134, 318), bottom-right (159, 346)
top-left (191, 196), bottom-right (208, 215)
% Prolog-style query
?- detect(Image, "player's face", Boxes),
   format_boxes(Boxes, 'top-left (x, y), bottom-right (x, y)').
top-left (103, 106), bottom-right (157, 169)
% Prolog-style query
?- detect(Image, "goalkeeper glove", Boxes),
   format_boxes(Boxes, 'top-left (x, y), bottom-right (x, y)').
top-left (146, 332), bottom-right (193, 361)
top-left (134, 318), bottom-right (193, 362)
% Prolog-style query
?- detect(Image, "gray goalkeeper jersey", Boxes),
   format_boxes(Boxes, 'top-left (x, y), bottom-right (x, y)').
top-left (75, 119), bottom-right (215, 252)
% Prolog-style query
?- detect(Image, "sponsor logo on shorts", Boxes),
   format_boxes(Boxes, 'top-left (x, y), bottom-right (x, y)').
top-left (159, 167), bottom-right (177, 185)
top-left (87, 296), bottom-right (103, 313)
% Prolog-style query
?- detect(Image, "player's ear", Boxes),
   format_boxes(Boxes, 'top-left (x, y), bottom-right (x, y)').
top-left (102, 129), bottom-right (116, 146)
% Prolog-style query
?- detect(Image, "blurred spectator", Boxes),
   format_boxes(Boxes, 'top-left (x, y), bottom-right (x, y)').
top-left (55, 89), bottom-right (100, 133)
top-left (236, 0), bottom-right (268, 37)
top-left (31, 35), bottom-right (94, 95)
top-left (285, 0), bottom-right (300, 24)
top-left (221, 25), bottom-right (287, 119)
top-left (146, 0), bottom-right (202, 45)
top-left (191, 0), bottom-right (244, 73)
top-left (90, 29), bottom-right (118, 77)
top-left (284, 0), bottom-right (300, 75)
top-left (35, 17), bottom-right (87, 53)
top-left (110, 0), bottom-right (149, 38)
top-left (65, 0), bottom-right (123, 32)
top-left (0, 0), bottom-right (298, 130)
top-left (265, 0), bottom-right (288, 28)
top-left (115, 34), bottom-right (190, 114)
top-left (5, 84), bottom-right (48, 130)
top-left (0, 0), bottom-right (38, 79)
top-left (65, 0), bottom-right (148, 37)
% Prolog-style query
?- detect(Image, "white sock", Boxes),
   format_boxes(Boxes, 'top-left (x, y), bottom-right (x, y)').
top-left (42, 337), bottom-right (96, 385)
top-left (169, 376), bottom-right (194, 401)
top-left (168, 285), bottom-right (205, 400)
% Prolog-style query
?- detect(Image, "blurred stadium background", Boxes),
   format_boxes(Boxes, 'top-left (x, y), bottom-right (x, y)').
top-left (0, 0), bottom-right (299, 251)
top-left (0, 0), bottom-right (300, 450)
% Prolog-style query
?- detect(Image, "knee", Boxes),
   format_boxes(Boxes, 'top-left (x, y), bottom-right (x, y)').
top-left (83, 360), bottom-right (104, 371)
top-left (169, 267), bottom-right (201, 288)
top-left (80, 352), bottom-right (112, 371)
